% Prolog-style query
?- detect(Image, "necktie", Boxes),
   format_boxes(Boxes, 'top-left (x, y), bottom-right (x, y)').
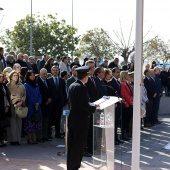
top-left (90, 76), bottom-right (96, 88)
top-left (55, 77), bottom-right (59, 88)
top-left (117, 80), bottom-right (120, 89)
top-left (44, 80), bottom-right (48, 88)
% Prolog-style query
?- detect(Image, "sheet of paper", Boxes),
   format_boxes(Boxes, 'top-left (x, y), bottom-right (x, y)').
top-left (163, 143), bottom-right (170, 149)
top-left (93, 96), bottom-right (110, 105)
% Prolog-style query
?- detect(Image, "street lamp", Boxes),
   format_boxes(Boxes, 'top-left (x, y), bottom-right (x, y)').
top-left (30, 0), bottom-right (33, 56)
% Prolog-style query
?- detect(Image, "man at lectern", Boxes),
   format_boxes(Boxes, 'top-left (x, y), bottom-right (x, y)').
top-left (67, 66), bottom-right (98, 170)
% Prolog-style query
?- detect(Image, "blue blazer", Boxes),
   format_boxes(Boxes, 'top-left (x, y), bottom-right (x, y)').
top-left (24, 83), bottom-right (42, 119)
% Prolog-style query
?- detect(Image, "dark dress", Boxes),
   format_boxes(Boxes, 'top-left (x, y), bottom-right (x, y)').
top-left (24, 83), bottom-right (42, 133)
top-left (0, 83), bottom-right (11, 141)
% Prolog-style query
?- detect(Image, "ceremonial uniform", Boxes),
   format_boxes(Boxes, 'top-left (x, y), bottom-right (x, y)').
top-left (67, 66), bottom-right (96, 170)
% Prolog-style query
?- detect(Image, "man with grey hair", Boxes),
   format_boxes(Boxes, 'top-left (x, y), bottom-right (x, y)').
top-left (36, 68), bottom-right (52, 141)
top-left (29, 56), bottom-right (38, 74)
top-left (151, 67), bottom-right (163, 125)
top-left (108, 57), bottom-right (119, 68)
top-left (23, 54), bottom-right (33, 70)
top-left (38, 54), bottom-right (49, 72)
top-left (16, 53), bottom-right (28, 68)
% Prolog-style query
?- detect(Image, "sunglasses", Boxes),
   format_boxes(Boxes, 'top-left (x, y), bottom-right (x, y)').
top-left (0, 75), bottom-right (4, 78)
top-left (7, 70), bottom-right (12, 73)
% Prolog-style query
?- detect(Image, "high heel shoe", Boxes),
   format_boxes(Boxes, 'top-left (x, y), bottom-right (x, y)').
top-left (27, 139), bottom-right (33, 144)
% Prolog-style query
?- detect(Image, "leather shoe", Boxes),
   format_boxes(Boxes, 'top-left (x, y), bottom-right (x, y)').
top-left (144, 123), bottom-right (152, 127)
top-left (43, 137), bottom-right (52, 141)
top-left (115, 141), bottom-right (120, 145)
top-left (55, 134), bottom-right (64, 139)
top-left (116, 139), bottom-right (124, 144)
top-left (83, 151), bottom-right (92, 157)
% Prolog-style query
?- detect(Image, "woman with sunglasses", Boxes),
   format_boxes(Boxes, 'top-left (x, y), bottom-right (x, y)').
top-left (0, 72), bottom-right (11, 147)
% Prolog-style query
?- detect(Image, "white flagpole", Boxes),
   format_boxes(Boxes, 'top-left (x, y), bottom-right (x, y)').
top-left (131, 0), bottom-right (144, 170)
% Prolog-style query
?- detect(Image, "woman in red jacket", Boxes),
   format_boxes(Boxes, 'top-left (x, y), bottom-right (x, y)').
top-left (120, 71), bottom-right (133, 141)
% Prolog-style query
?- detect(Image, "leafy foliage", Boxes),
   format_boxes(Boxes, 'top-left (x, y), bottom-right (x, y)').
top-left (0, 14), bottom-right (80, 57)
top-left (143, 36), bottom-right (170, 63)
top-left (79, 28), bottom-right (116, 60)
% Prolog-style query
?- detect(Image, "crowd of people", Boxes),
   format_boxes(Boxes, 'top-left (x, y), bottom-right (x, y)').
top-left (0, 46), bottom-right (164, 157)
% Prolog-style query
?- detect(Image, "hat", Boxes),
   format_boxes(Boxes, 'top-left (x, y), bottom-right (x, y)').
top-left (75, 66), bottom-right (90, 73)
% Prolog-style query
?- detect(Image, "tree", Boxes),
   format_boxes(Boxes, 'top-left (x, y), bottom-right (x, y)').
top-left (143, 36), bottom-right (170, 63)
top-left (0, 14), bottom-right (80, 57)
top-left (79, 28), bottom-right (117, 60)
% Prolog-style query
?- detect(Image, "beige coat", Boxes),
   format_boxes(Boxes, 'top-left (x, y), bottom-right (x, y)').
top-left (7, 81), bottom-right (26, 143)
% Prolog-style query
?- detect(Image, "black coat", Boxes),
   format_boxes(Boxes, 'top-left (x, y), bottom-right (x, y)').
top-left (0, 83), bottom-right (11, 119)
top-left (31, 63), bottom-right (38, 74)
top-left (16, 59), bottom-right (28, 68)
top-left (109, 77), bottom-right (121, 97)
top-left (144, 77), bottom-right (156, 100)
top-left (85, 76), bottom-right (99, 102)
top-left (68, 80), bottom-right (96, 129)
top-left (66, 76), bottom-right (76, 90)
top-left (95, 77), bottom-right (108, 98)
top-left (48, 77), bottom-right (67, 109)
top-left (44, 64), bottom-right (53, 73)
top-left (36, 77), bottom-right (52, 116)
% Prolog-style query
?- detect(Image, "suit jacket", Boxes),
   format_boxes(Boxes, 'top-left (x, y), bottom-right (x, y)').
top-left (31, 63), bottom-right (38, 74)
top-left (16, 59), bottom-right (28, 68)
top-left (86, 76), bottom-right (99, 102)
top-left (109, 77), bottom-right (121, 97)
top-left (144, 76), bottom-right (156, 100)
top-left (95, 77), bottom-right (108, 98)
top-left (48, 76), bottom-right (67, 109)
top-left (154, 74), bottom-right (163, 94)
top-left (36, 77), bottom-right (52, 116)
top-left (38, 59), bottom-right (45, 72)
top-left (121, 82), bottom-right (133, 107)
top-left (68, 80), bottom-right (96, 129)
top-left (66, 76), bottom-right (76, 90)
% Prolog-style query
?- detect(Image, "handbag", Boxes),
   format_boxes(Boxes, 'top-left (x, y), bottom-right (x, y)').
top-left (0, 117), bottom-right (10, 128)
top-left (32, 110), bottom-right (41, 122)
top-left (15, 107), bottom-right (28, 118)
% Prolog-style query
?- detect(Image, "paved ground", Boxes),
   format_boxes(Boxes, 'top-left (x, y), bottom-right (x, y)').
top-left (0, 114), bottom-right (170, 170)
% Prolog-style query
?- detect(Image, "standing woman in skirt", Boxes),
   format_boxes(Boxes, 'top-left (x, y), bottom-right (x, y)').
top-left (24, 70), bottom-right (42, 144)
top-left (7, 71), bottom-right (26, 145)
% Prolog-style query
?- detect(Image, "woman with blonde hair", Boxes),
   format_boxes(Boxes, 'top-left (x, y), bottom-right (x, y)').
top-left (120, 71), bottom-right (133, 141)
top-left (3, 67), bottom-right (13, 84)
top-left (7, 71), bottom-right (26, 145)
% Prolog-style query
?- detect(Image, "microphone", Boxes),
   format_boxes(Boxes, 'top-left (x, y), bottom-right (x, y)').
top-left (99, 84), bottom-right (119, 98)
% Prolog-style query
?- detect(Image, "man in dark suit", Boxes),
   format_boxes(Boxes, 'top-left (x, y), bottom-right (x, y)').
top-left (29, 56), bottom-right (38, 74)
top-left (109, 67), bottom-right (124, 144)
top-left (37, 68), bottom-right (52, 141)
top-left (48, 66), bottom-right (67, 138)
top-left (38, 54), bottom-right (49, 73)
top-left (94, 67), bottom-right (108, 97)
top-left (66, 65), bottom-right (78, 89)
top-left (151, 67), bottom-right (163, 124)
top-left (16, 53), bottom-right (29, 68)
top-left (108, 58), bottom-right (119, 69)
top-left (144, 69), bottom-right (157, 127)
top-left (85, 60), bottom-right (99, 155)
top-left (67, 66), bottom-right (97, 170)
